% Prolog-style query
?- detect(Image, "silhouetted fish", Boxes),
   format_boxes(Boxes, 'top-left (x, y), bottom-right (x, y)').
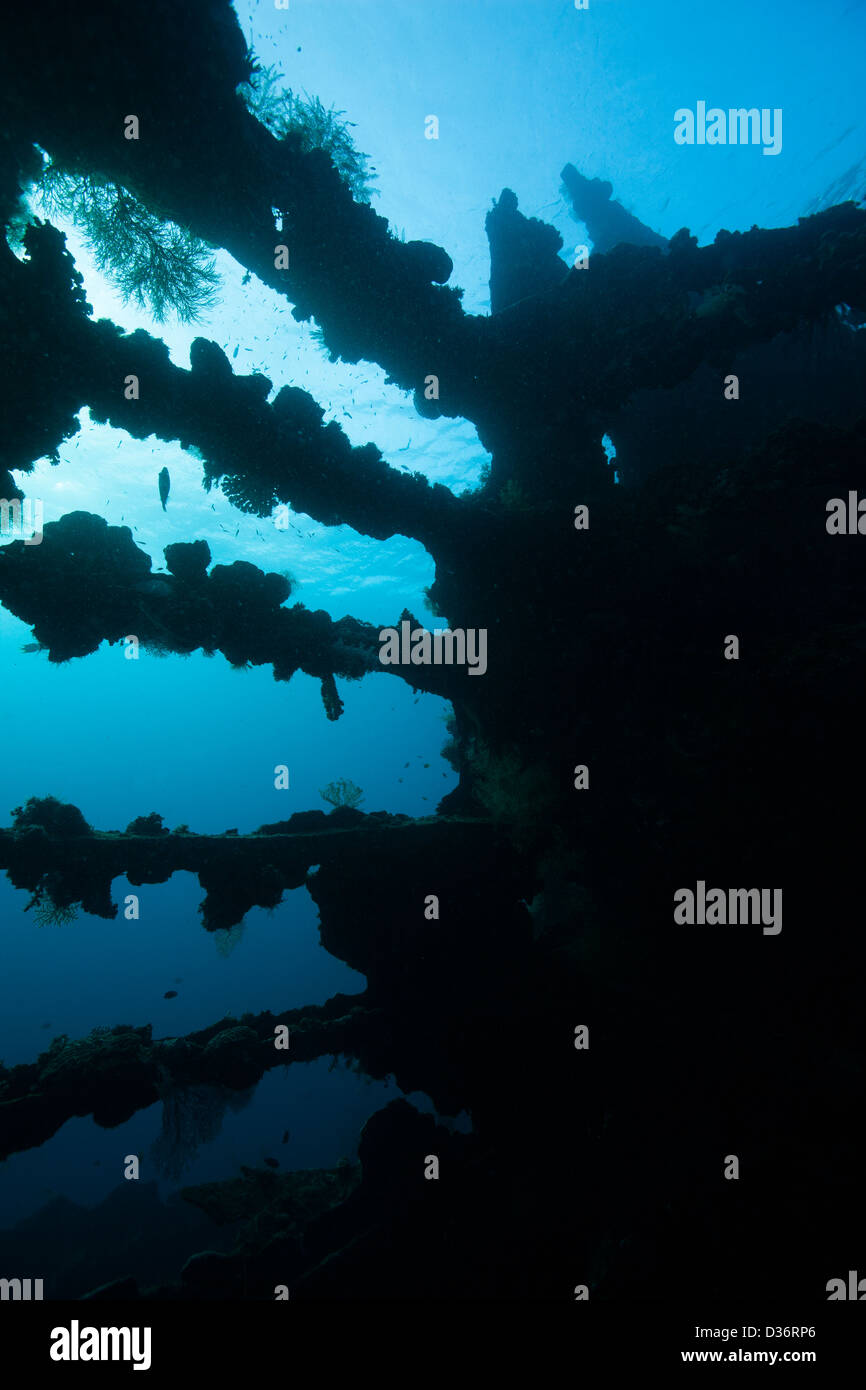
top-left (158, 467), bottom-right (170, 511)
top-left (21, 643), bottom-right (44, 653)
top-left (281, 1130), bottom-right (290, 1144)
top-left (263, 1157), bottom-right (279, 1169)
top-left (163, 989), bottom-right (177, 999)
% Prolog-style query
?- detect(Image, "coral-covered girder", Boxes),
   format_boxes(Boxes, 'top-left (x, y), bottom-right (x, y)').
top-left (0, 224), bottom-right (463, 553)
top-left (0, 806), bottom-right (530, 1162)
top-left (2, 1), bottom-right (865, 472)
top-left (0, 512), bottom-right (471, 704)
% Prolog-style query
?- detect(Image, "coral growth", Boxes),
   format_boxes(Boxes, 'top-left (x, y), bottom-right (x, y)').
top-left (241, 63), bottom-right (377, 201)
top-left (126, 813), bottom-right (169, 836)
top-left (31, 888), bottom-right (78, 928)
top-left (318, 778), bottom-right (364, 810)
top-left (38, 167), bottom-right (220, 321)
top-left (12, 796), bottom-right (92, 837)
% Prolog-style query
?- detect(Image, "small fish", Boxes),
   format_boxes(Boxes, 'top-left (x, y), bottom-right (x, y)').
top-left (40, 1021), bottom-right (51, 1028)
top-left (281, 1130), bottom-right (290, 1144)
top-left (232, 345), bottom-right (239, 358)
top-left (158, 467), bottom-right (170, 511)
top-left (163, 989), bottom-right (178, 999)
top-left (20, 643), bottom-right (44, 653)
top-left (174, 977), bottom-right (183, 984)
top-left (404, 762), bottom-right (409, 768)
top-left (263, 1157), bottom-right (279, 1169)
top-left (93, 1160), bottom-right (101, 1167)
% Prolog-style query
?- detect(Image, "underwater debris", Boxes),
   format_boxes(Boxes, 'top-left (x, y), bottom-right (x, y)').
top-left (164, 540), bottom-right (211, 583)
top-left (1, 804), bottom-right (499, 936)
top-left (485, 186), bottom-right (569, 313)
top-left (0, 513), bottom-right (457, 696)
top-left (179, 1159), bottom-right (360, 1263)
top-left (560, 163), bottom-right (670, 254)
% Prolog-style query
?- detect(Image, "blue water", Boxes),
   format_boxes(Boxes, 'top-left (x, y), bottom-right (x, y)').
top-left (1, 0), bottom-right (863, 1270)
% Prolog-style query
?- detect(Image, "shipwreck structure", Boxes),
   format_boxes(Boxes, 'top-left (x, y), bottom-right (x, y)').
top-left (0, 0), bottom-right (864, 1299)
